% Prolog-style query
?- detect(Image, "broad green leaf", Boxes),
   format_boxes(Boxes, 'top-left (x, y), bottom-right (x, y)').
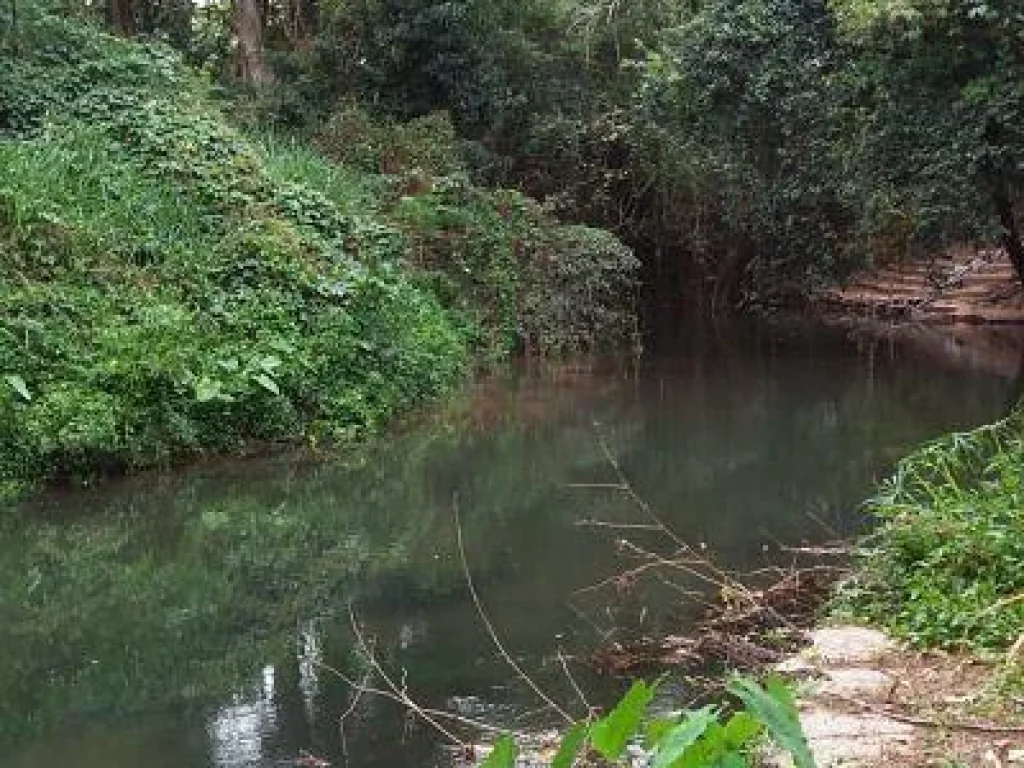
top-left (254, 373), bottom-right (281, 395)
top-left (4, 374), bottom-right (31, 401)
top-left (644, 716), bottom-right (678, 748)
top-left (667, 722), bottom-right (723, 768)
top-left (259, 355), bottom-right (282, 373)
top-left (652, 705), bottom-right (718, 768)
top-left (722, 711), bottom-right (762, 749)
top-left (480, 734), bottom-right (517, 768)
top-left (551, 721), bottom-right (588, 768)
top-left (727, 676), bottom-right (814, 768)
top-left (590, 680), bottom-right (657, 760)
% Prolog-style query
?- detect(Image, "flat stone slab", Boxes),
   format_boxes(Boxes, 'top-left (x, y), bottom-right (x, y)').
top-left (808, 627), bottom-right (895, 666)
top-left (776, 655), bottom-right (817, 675)
top-left (767, 710), bottom-right (917, 767)
top-left (816, 668), bottom-right (894, 699)
top-left (800, 711), bottom-right (916, 766)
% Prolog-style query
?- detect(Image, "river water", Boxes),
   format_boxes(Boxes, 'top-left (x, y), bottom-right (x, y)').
top-left (1, 319), bottom-right (1019, 768)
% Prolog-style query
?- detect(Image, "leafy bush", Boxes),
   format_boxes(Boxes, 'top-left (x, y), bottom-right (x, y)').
top-left (835, 410), bottom-right (1024, 650)
top-left (480, 675), bottom-right (815, 768)
top-left (0, 7), bottom-right (469, 492)
top-left (315, 104), bottom-right (465, 177)
top-left (0, 2), bottom-right (637, 494)
top-left (393, 175), bottom-right (639, 358)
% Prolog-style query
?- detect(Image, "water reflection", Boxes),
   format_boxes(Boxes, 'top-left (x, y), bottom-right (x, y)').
top-left (2, 320), bottom-right (1022, 768)
top-left (208, 666), bottom-right (277, 768)
top-left (298, 622), bottom-right (321, 722)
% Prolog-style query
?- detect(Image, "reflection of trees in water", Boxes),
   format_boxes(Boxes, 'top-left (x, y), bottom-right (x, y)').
top-left (0, 324), bottom-right (1015, 763)
top-left (0, 395), bottom-right (635, 749)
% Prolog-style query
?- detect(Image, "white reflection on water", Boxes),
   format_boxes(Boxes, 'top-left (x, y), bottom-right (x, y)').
top-left (299, 621), bottom-right (321, 722)
top-left (208, 665), bottom-right (277, 767)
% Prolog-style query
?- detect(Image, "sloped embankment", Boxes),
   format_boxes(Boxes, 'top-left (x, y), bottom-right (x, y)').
top-left (817, 250), bottom-right (1024, 325)
top-left (0, 5), bottom-right (637, 496)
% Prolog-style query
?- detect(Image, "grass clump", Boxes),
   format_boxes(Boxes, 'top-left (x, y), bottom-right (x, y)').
top-left (836, 410), bottom-right (1024, 651)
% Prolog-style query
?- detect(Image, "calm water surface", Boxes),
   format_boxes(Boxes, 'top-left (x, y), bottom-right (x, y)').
top-left (1, 320), bottom-right (1020, 768)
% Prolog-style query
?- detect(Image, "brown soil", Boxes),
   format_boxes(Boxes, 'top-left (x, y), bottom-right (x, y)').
top-left (816, 249), bottom-right (1024, 325)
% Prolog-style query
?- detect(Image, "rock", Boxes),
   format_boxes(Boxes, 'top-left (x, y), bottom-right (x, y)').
top-left (776, 655), bottom-right (817, 675)
top-left (816, 668), bottom-right (894, 699)
top-left (807, 627), bottom-right (895, 666)
top-left (767, 710), bottom-right (916, 767)
top-left (801, 710), bottom-right (916, 766)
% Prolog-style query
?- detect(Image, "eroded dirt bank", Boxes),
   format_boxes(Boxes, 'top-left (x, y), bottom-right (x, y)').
top-left (815, 249), bottom-right (1024, 325)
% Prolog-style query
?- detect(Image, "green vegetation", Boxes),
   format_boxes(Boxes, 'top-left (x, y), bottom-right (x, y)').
top-left (2, 0), bottom-right (1021, 493)
top-left (80, 0), bottom-right (1015, 306)
top-left (8, 0), bottom-right (1019, 308)
top-left (0, 2), bottom-right (636, 495)
top-left (3, 0), bottom-right (1024, 758)
top-left (480, 675), bottom-right (814, 768)
top-left (837, 409), bottom-right (1024, 651)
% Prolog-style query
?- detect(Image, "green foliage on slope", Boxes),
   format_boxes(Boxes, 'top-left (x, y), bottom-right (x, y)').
top-left (0, 3), bottom-right (637, 495)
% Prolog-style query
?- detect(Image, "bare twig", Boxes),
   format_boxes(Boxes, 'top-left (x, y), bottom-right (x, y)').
top-left (336, 667), bottom-right (371, 762)
top-left (345, 603), bottom-right (466, 745)
top-left (578, 425), bottom-right (811, 637)
top-left (575, 518), bottom-right (664, 531)
top-left (319, 657), bottom-right (516, 738)
top-left (564, 597), bottom-right (615, 641)
top-left (556, 647), bottom-right (592, 714)
top-left (779, 543), bottom-right (851, 557)
top-left (592, 423), bottom-right (687, 551)
top-left (454, 497), bottom-right (575, 724)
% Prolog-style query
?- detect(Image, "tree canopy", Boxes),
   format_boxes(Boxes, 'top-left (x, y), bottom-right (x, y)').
top-left (3, 0), bottom-right (1022, 300)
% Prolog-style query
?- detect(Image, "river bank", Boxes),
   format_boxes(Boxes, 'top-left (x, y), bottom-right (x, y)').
top-left (793, 416), bottom-right (1024, 766)
top-left (813, 249), bottom-right (1024, 326)
top-left (771, 624), bottom-right (1024, 767)
top-left (774, 309), bottom-right (1024, 765)
top-left (0, 4), bottom-right (637, 501)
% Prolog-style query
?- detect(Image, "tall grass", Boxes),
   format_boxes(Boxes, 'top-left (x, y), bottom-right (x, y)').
top-left (836, 408), bottom-right (1024, 649)
top-left (0, 124), bottom-right (218, 263)
top-left (258, 130), bottom-right (382, 217)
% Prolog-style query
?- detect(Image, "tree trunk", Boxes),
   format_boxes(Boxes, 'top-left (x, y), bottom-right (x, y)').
top-left (233, 0), bottom-right (272, 86)
top-left (108, 0), bottom-right (136, 35)
top-left (994, 189), bottom-right (1024, 290)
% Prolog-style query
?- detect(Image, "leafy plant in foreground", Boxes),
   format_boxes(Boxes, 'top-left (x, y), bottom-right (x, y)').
top-left (480, 675), bottom-right (815, 767)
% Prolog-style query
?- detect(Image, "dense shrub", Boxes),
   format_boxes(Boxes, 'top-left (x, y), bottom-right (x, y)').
top-left (0, 9), bottom-right (467, 492)
top-left (0, 3), bottom-right (637, 494)
top-left (836, 410), bottom-right (1024, 650)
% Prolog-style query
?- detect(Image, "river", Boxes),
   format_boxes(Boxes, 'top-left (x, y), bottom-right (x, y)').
top-left (1, 318), bottom-right (1019, 768)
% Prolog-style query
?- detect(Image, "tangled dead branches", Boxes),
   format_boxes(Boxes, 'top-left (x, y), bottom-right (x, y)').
top-left (592, 564), bottom-right (844, 676)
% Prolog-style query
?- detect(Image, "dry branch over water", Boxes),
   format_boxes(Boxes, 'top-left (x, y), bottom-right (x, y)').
top-left (573, 425), bottom-right (849, 679)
